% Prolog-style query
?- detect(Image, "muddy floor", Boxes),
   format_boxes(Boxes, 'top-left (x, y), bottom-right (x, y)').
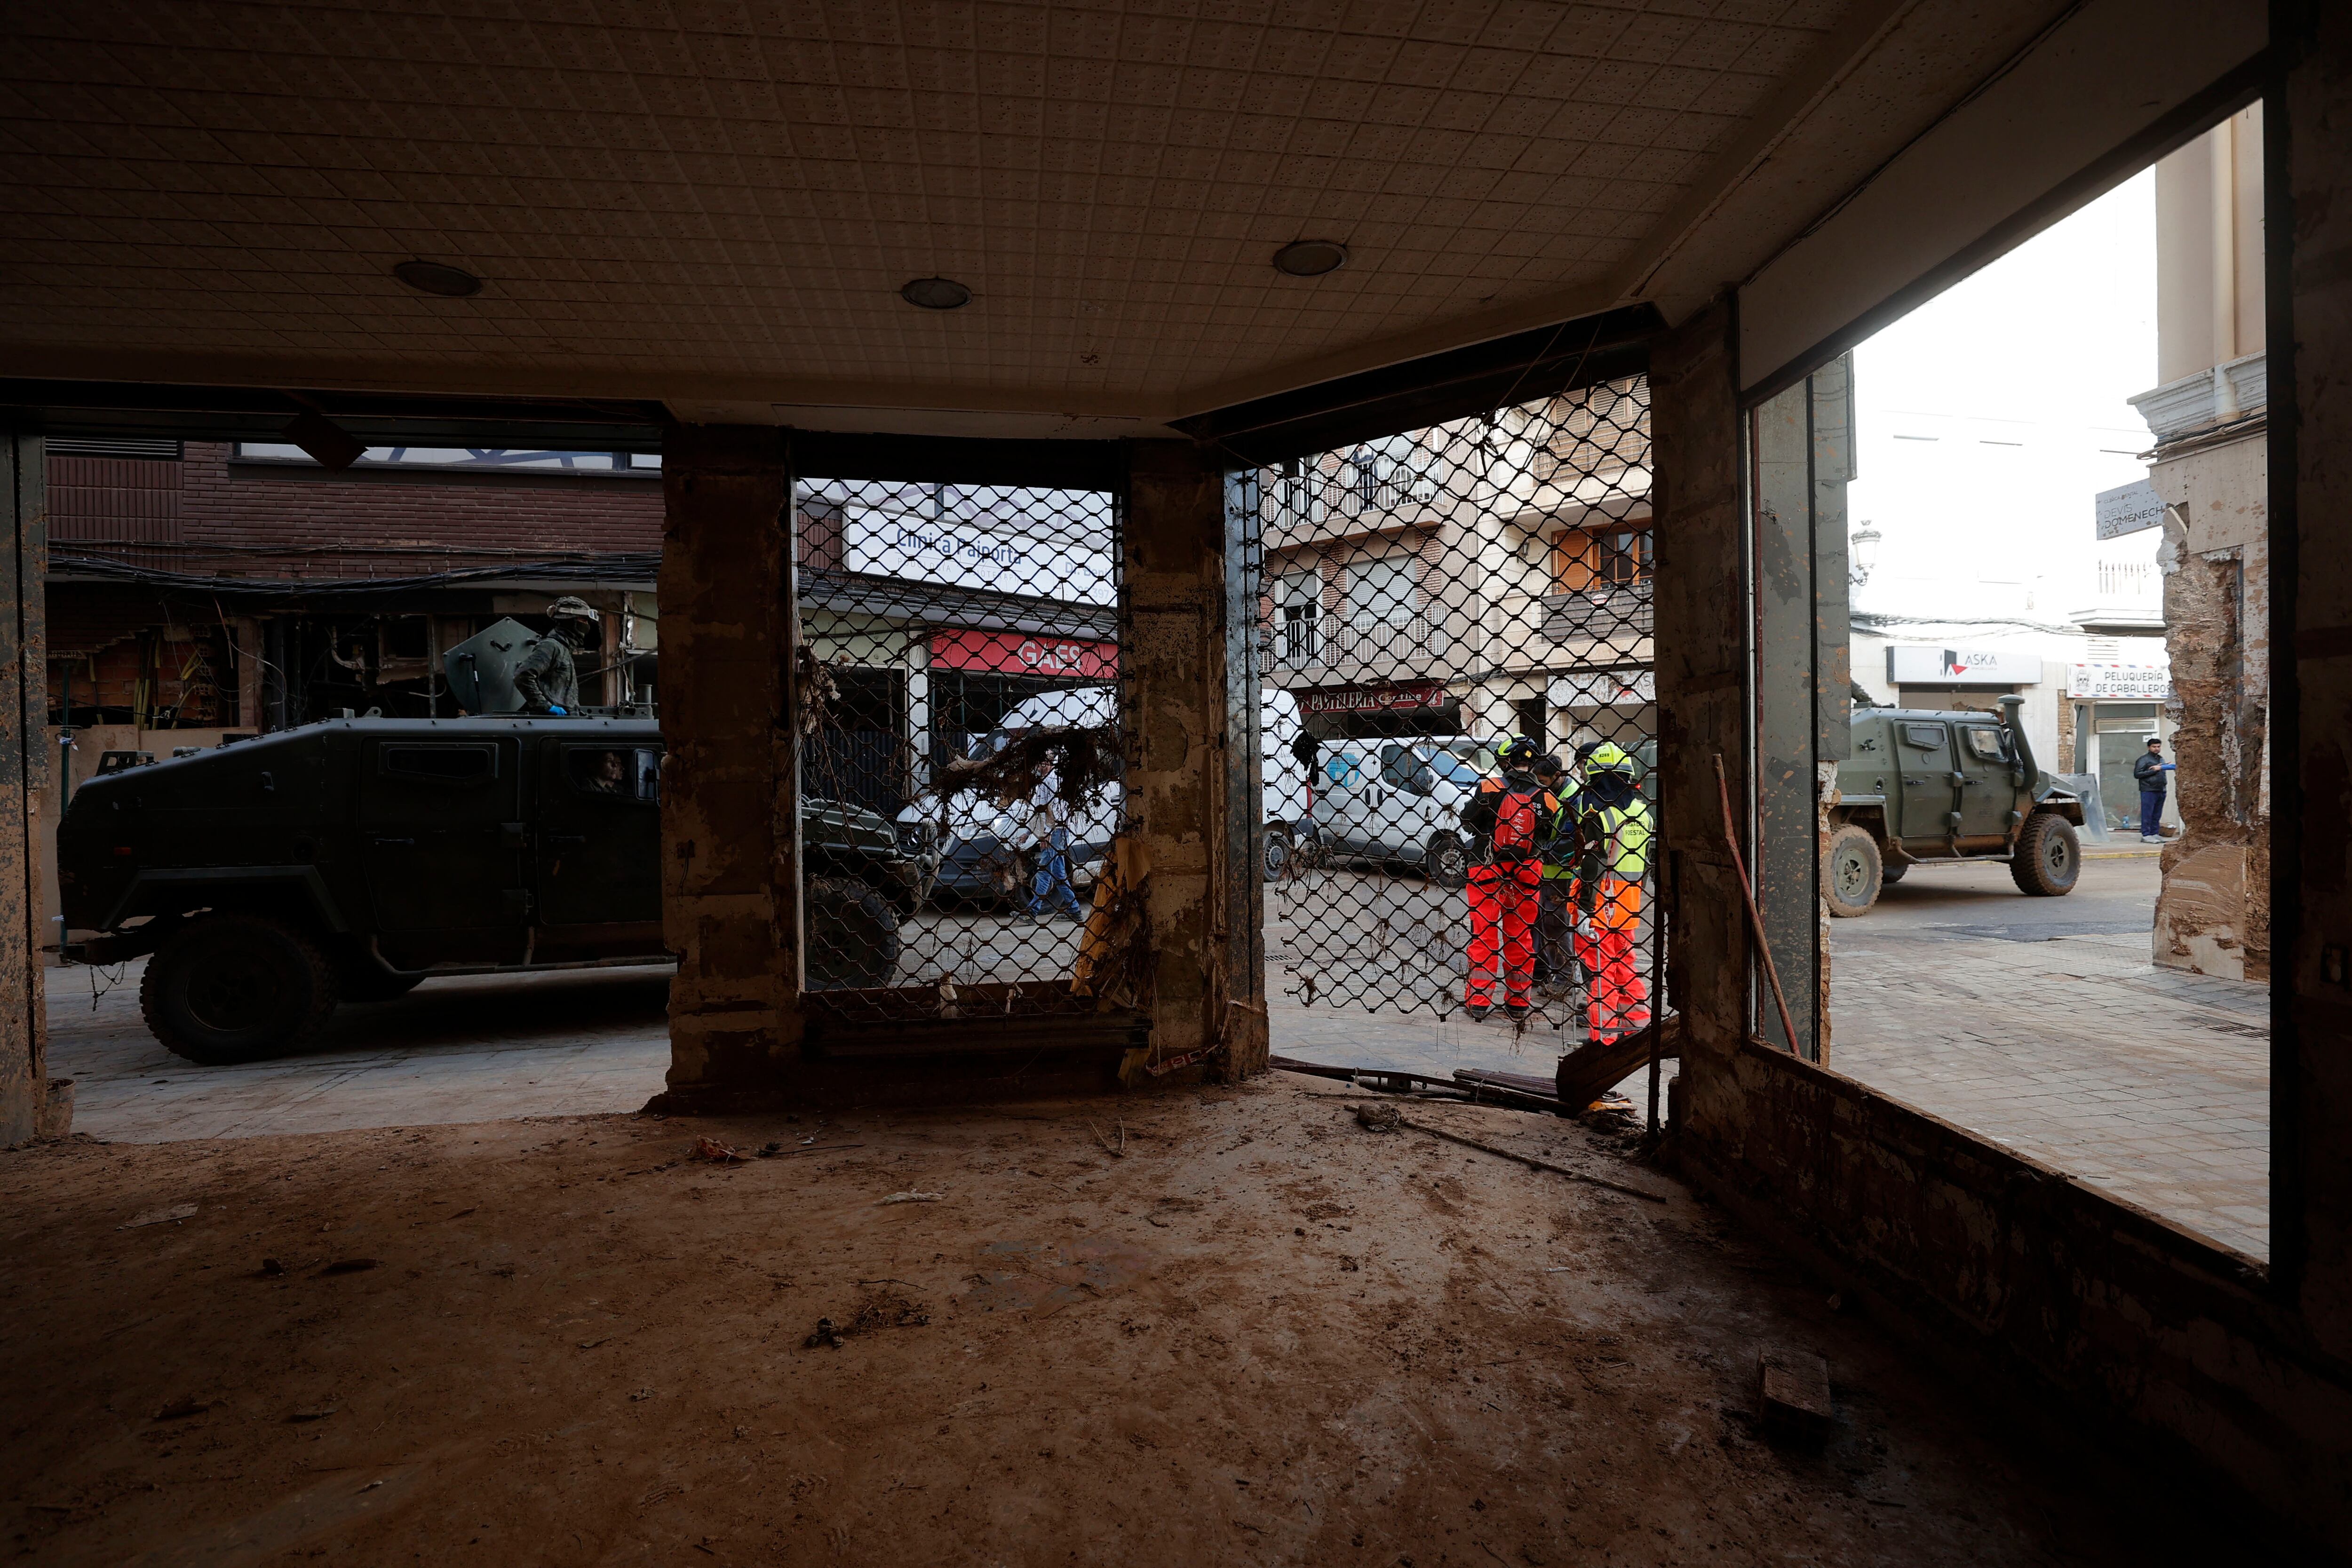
top-left (2, 1075), bottom-right (2218, 1566)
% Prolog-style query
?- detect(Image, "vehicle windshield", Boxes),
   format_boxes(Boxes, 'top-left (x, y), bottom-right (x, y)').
top-left (1425, 750), bottom-right (1481, 786)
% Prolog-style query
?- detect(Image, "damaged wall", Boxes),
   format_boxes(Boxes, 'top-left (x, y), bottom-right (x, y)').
top-left (1651, 18), bottom-right (2352, 1531)
top-left (2153, 430), bottom-right (2271, 978)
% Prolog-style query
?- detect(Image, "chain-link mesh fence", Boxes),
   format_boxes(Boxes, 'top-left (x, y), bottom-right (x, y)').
top-left (792, 478), bottom-right (1127, 1021)
top-left (1257, 376), bottom-right (1657, 1043)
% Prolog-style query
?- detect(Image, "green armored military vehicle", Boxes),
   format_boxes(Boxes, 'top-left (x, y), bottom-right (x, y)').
top-left (1823, 693), bottom-right (2086, 917)
top-left (56, 717), bottom-right (925, 1064)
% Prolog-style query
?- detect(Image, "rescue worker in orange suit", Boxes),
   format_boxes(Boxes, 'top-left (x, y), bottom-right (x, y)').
top-left (1564, 742), bottom-right (1654, 1045)
top-left (1457, 737), bottom-right (1559, 1021)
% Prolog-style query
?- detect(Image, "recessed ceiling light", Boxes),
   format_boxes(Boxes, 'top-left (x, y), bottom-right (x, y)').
top-left (393, 260), bottom-right (483, 297)
top-left (1273, 240), bottom-right (1349, 277)
top-left (901, 277), bottom-right (972, 310)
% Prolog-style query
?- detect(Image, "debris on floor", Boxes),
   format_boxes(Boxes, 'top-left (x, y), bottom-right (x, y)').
top-left (1759, 1347), bottom-right (1836, 1444)
top-left (0, 1078), bottom-right (2228, 1567)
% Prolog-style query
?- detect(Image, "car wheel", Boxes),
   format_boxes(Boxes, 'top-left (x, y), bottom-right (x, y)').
top-left (2010, 812), bottom-right (2081, 897)
top-left (140, 913), bottom-right (341, 1065)
top-left (805, 875), bottom-right (903, 989)
top-left (1424, 832), bottom-right (1469, 890)
top-left (1822, 825), bottom-right (1883, 917)
top-left (1263, 826), bottom-right (1294, 882)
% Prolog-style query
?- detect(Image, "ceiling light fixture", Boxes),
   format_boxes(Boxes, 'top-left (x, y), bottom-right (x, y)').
top-left (1272, 240), bottom-right (1348, 277)
top-left (901, 277), bottom-right (972, 310)
top-left (393, 260), bottom-right (483, 297)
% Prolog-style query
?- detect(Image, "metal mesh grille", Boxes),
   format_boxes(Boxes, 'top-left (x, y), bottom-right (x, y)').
top-left (792, 478), bottom-right (1126, 1021)
top-left (1257, 376), bottom-right (1657, 1042)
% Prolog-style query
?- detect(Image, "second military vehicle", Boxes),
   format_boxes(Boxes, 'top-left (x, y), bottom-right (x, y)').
top-left (1824, 693), bottom-right (2086, 917)
top-left (56, 717), bottom-right (928, 1065)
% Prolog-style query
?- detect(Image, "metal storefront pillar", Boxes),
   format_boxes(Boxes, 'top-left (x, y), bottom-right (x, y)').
top-left (1120, 442), bottom-right (1267, 1079)
top-left (656, 425), bottom-right (802, 1098)
top-left (1748, 356), bottom-right (1853, 1062)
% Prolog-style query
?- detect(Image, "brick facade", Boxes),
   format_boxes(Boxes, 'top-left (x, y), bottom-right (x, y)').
top-left (50, 442), bottom-right (662, 580)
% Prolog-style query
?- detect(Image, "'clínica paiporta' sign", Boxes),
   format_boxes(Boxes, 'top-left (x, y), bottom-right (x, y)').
top-left (2096, 479), bottom-right (2167, 541)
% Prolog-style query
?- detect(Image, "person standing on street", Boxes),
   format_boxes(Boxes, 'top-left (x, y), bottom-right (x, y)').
top-left (1531, 753), bottom-right (1576, 994)
top-left (1024, 766), bottom-right (1085, 923)
top-left (1458, 737), bottom-right (1558, 1021)
top-left (2133, 735), bottom-right (2175, 844)
top-left (1565, 742), bottom-right (1654, 1047)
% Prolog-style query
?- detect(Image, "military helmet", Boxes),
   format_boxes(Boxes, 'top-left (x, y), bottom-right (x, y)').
top-left (546, 595), bottom-right (601, 624)
top-left (1586, 741), bottom-right (1636, 773)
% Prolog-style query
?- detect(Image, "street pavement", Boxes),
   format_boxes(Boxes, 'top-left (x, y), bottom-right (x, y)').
top-left (46, 850), bottom-right (2258, 1265)
top-left (1828, 850), bottom-right (2269, 1260)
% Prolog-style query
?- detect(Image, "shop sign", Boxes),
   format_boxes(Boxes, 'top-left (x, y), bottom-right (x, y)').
top-left (845, 502), bottom-right (1114, 605)
top-left (1549, 670), bottom-right (1654, 709)
top-left (1298, 681), bottom-right (1450, 716)
top-left (1886, 645), bottom-right (2041, 685)
top-left (2067, 664), bottom-right (2171, 699)
top-left (2096, 479), bottom-right (2166, 541)
top-left (931, 629), bottom-right (1116, 678)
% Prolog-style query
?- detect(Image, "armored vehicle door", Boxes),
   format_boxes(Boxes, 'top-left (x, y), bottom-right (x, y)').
top-left (1954, 721), bottom-right (2013, 839)
top-left (1893, 720), bottom-right (1956, 849)
top-left (535, 740), bottom-right (663, 931)
top-left (357, 735), bottom-right (526, 962)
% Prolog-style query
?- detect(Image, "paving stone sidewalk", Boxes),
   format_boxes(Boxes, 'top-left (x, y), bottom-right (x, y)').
top-left (1829, 929), bottom-right (2268, 1259)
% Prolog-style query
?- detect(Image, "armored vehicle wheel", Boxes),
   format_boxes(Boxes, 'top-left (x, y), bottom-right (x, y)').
top-left (1823, 825), bottom-right (1883, 917)
top-left (1424, 832), bottom-right (1470, 890)
top-left (805, 875), bottom-right (902, 989)
top-left (140, 914), bottom-right (341, 1065)
top-left (1263, 826), bottom-right (1294, 882)
top-left (2010, 812), bottom-right (2081, 897)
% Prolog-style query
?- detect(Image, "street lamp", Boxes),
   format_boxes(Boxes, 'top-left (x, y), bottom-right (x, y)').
top-left (1850, 523), bottom-right (1882, 589)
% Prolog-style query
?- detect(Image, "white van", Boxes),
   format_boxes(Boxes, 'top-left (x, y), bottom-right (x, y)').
top-left (1308, 738), bottom-right (1493, 887)
top-left (896, 685), bottom-right (1313, 903)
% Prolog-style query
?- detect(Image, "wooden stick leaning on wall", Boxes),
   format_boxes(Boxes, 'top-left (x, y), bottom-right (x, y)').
top-left (1712, 753), bottom-right (1801, 1056)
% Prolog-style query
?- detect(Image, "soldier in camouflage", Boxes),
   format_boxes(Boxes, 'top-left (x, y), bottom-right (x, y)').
top-left (514, 596), bottom-right (600, 714)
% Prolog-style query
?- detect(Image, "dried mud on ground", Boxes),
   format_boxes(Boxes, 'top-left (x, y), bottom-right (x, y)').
top-left (2, 1075), bottom-right (2199, 1566)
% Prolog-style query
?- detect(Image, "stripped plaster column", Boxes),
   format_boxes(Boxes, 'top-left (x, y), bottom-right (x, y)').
top-left (1648, 300), bottom-right (1749, 1133)
top-left (1, 430), bottom-right (53, 1145)
top-left (657, 425), bottom-right (802, 1100)
top-left (1120, 441), bottom-right (1267, 1080)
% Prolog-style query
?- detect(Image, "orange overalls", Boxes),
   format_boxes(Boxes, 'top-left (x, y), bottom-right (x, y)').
top-left (1463, 774), bottom-right (1558, 1013)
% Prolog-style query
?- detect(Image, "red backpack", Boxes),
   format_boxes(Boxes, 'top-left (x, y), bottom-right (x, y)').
top-left (1490, 780), bottom-right (1546, 861)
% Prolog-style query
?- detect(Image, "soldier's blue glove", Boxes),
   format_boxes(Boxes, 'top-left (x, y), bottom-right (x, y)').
top-left (548, 705), bottom-right (568, 715)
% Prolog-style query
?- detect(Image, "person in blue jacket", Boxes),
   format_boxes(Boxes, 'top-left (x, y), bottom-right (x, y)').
top-left (2132, 735), bottom-right (2175, 843)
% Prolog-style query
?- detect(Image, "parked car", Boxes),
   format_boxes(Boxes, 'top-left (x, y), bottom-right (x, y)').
top-left (897, 685), bottom-right (1311, 901)
top-left (1823, 693), bottom-right (2086, 916)
top-left (55, 717), bottom-right (925, 1064)
top-left (1308, 737), bottom-right (1489, 887)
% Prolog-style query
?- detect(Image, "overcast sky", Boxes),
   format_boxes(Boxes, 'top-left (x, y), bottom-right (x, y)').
top-left (1844, 167), bottom-right (2161, 627)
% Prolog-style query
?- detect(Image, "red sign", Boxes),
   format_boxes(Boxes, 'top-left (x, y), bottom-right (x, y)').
top-left (931, 629), bottom-right (1117, 679)
top-left (1297, 681), bottom-right (1451, 716)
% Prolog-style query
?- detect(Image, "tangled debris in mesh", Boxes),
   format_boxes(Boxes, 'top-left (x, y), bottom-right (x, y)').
top-left (930, 724), bottom-right (1120, 814)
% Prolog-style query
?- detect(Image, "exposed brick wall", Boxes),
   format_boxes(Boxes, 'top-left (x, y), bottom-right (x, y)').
top-left (50, 443), bottom-right (663, 579)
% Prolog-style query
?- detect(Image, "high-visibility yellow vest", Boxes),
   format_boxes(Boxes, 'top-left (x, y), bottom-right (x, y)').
top-left (1582, 796), bottom-right (1653, 882)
